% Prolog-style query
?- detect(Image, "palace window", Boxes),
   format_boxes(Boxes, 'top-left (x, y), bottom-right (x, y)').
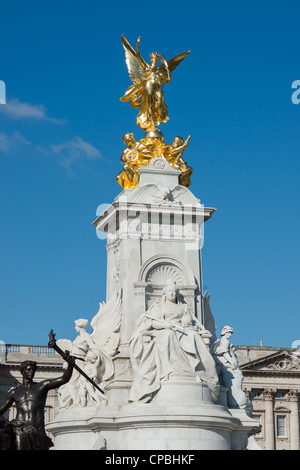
top-left (252, 414), bottom-right (263, 438)
top-left (276, 415), bottom-right (287, 438)
top-left (274, 391), bottom-right (286, 398)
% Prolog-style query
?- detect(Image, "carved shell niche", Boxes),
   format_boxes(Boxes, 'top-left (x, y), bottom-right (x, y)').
top-left (145, 263), bottom-right (184, 286)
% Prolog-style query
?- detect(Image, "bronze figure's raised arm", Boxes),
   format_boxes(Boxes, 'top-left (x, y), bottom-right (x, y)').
top-left (48, 329), bottom-right (105, 396)
top-left (120, 35), bottom-right (190, 132)
top-left (0, 346), bottom-right (75, 450)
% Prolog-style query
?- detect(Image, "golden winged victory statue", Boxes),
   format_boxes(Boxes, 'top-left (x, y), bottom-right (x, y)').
top-left (117, 35), bottom-right (193, 189)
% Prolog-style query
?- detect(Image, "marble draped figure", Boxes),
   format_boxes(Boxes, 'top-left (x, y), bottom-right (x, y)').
top-left (129, 280), bottom-right (219, 403)
top-left (57, 319), bottom-right (111, 408)
top-left (57, 290), bottom-right (122, 408)
top-left (211, 326), bottom-right (252, 411)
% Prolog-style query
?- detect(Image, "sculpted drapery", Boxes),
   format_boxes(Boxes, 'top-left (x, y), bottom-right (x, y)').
top-left (129, 280), bottom-right (219, 403)
top-left (120, 62), bottom-right (170, 131)
top-left (57, 290), bottom-right (122, 408)
top-left (57, 319), bottom-right (112, 408)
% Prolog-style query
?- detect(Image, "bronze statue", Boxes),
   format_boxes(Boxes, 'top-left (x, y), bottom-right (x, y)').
top-left (0, 353), bottom-right (75, 450)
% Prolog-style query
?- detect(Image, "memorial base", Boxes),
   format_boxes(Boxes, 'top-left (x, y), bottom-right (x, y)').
top-left (47, 383), bottom-right (259, 450)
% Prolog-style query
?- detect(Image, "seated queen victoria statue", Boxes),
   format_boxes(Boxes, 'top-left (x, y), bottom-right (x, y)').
top-left (128, 280), bottom-right (219, 403)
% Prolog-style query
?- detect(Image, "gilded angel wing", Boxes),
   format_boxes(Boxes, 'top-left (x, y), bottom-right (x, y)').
top-left (167, 50), bottom-right (191, 73)
top-left (121, 35), bottom-right (147, 82)
top-left (90, 288), bottom-right (122, 356)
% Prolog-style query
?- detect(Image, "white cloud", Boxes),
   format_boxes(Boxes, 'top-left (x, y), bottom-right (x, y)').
top-left (0, 98), bottom-right (65, 125)
top-left (0, 98), bottom-right (102, 173)
top-left (51, 136), bottom-right (102, 172)
top-left (0, 131), bottom-right (31, 153)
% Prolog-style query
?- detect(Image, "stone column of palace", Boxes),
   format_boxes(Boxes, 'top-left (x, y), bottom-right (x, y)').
top-left (288, 390), bottom-right (300, 450)
top-left (263, 389), bottom-right (275, 450)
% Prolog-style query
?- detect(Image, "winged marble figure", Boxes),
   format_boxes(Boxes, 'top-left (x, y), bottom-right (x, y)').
top-left (56, 289), bottom-right (122, 408)
top-left (120, 35), bottom-right (190, 131)
top-left (90, 288), bottom-right (122, 357)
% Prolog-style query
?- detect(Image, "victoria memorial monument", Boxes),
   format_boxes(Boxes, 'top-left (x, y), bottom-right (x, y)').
top-left (46, 35), bottom-right (260, 450)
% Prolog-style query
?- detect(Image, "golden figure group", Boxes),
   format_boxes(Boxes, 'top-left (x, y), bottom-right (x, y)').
top-left (116, 133), bottom-right (192, 189)
top-left (117, 35), bottom-right (193, 190)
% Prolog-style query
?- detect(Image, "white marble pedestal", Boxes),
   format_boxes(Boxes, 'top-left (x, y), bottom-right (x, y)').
top-left (47, 380), bottom-right (258, 450)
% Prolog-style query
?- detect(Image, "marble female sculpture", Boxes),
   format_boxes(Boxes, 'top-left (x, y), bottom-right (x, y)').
top-left (57, 290), bottom-right (122, 408)
top-left (211, 326), bottom-right (252, 411)
top-left (129, 280), bottom-right (219, 403)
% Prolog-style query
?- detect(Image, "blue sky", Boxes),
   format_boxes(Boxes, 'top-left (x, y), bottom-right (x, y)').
top-left (0, 0), bottom-right (299, 348)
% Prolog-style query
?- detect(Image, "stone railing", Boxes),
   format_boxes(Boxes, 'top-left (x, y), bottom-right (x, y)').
top-left (0, 344), bottom-right (61, 365)
top-left (4, 344), bottom-right (56, 355)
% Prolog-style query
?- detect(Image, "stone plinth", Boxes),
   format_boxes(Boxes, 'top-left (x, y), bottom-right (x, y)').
top-left (47, 387), bottom-right (257, 450)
